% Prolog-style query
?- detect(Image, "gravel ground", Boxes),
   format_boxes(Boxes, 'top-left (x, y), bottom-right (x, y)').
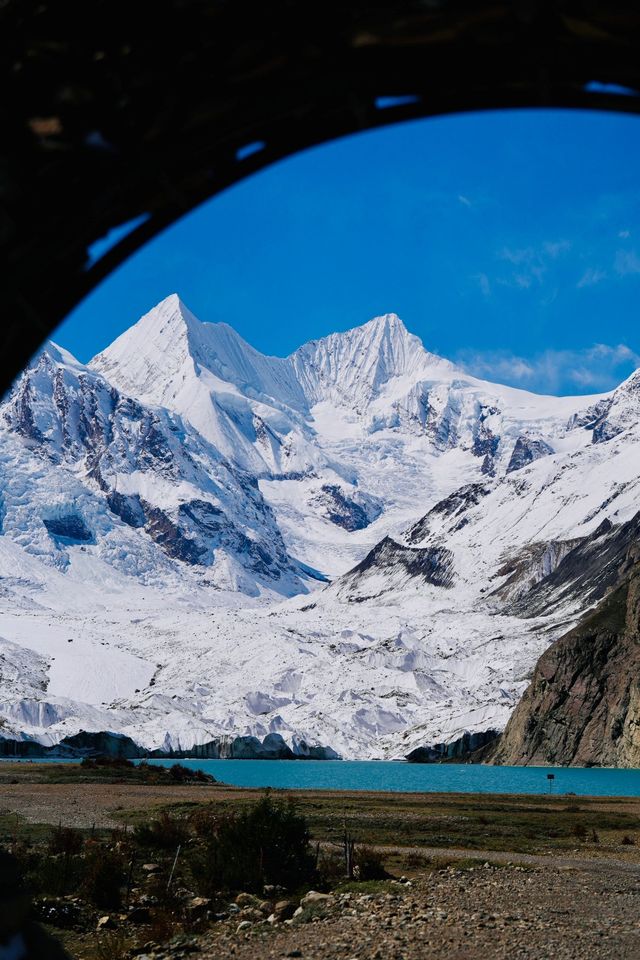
top-left (0, 782), bottom-right (225, 828)
top-left (177, 865), bottom-right (640, 960)
top-left (6, 779), bottom-right (640, 958)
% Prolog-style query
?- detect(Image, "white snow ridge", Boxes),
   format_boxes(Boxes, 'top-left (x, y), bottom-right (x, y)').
top-left (1, 293), bottom-right (638, 759)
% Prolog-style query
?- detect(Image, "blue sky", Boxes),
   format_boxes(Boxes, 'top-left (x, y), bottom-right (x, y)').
top-left (57, 109), bottom-right (640, 395)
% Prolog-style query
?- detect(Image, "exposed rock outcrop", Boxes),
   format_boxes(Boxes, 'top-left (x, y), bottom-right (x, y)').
top-left (336, 536), bottom-right (455, 601)
top-left (492, 511), bottom-right (640, 617)
top-left (506, 435), bottom-right (554, 474)
top-left (406, 729), bottom-right (499, 763)
top-left (491, 546), bottom-right (640, 767)
top-left (310, 484), bottom-right (382, 532)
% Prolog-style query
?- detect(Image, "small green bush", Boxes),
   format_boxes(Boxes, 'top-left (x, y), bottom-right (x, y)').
top-left (191, 793), bottom-right (315, 893)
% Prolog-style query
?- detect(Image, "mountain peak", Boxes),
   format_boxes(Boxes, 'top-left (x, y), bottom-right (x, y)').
top-left (135, 292), bottom-right (200, 337)
top-left (290, 312), bottom-right (454, 408)
top-left (36, 340), bottom-right (85, 372)
top-left (364, 312), bottom-right (409, 334)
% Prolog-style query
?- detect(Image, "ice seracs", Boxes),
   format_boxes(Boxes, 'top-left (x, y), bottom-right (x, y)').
top-left (0, 294), bottom-right (637, 759)
top-left (2, 336), bottom-right (306, 594)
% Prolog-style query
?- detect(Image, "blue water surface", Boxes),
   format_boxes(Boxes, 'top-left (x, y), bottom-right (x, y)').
top-left (131, 759), bottom-right (640, 797)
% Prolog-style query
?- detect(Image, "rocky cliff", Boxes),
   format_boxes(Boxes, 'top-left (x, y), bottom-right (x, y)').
top-left (491, 546), bottom-right (640, 767)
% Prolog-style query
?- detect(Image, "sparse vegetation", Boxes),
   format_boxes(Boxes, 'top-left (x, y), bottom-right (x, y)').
top-left (47, 824), bottom-right (84, 856)
top-left (3, 791), bottom-right (319, 959)
top-left (191, 792), bottom-right (316, 894)
top-left (353, 844), bottom-right (389, 880)
top-left (82, 845), bottom-right (127, 908)
top-left (0, 758), bottom-right (216, 786)
top-left (134, 810), bottom-right (189, 850)
top-left (4, 769), bottom-right (640, 960)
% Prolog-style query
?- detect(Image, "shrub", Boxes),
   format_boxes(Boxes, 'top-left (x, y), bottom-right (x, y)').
top-left (134, 811), bottom-right (189, 850)
top-left (316, 846), bottom-right (344, 884)
top-left (81, 755), bottom-right (133, 769)
top-left (572, 823), bottom-right (588, 840)
top-left (621, 835), bottom-right (636, 846)
top-left (47, 825), bottom-right (83, 857)
top-left (168, 763), bottom-right (215, 784)
top-left (404, 850), bottom-right (429, 869)
top-left (82, 846), bottom-right (126, 908)
top-left (20, 844), bottom-right (84, 897)
top-left (191, 793), bottom-right (315, 893)
top-left (94, 930), bottom-right (131, 960)
top-left (353, 845), bottom-right (389, 881)
top-left (189, 806), bottom-right (218, 838)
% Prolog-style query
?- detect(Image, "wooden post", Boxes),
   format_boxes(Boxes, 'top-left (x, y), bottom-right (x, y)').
top-left (343, 820), bottom-right (355, 879)
top-left (167, 844), bottom-right (181, 892)
top-left (126, 855), bottom-right (136, 908)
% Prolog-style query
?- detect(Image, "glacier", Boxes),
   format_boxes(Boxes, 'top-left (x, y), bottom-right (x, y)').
top-left (1, 293), bottom-right (639, 759)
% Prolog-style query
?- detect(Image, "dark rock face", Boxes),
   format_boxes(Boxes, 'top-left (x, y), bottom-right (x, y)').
top-left (144, 505), bottom-right (205, 565)
top-left (472, 405), bottom-right (500, 476)
top-left (0, 737), bottom-right (51, 757)
top-left (406, 483), bottom-right (490, 544)
top-left (176, 498), bottom-right (282, 577)
top-left (592, 418), bottom-right (624, 444)
top-left (347, 536), bottom-right (454, 588)
top-left (491, 547), bottom-right (640, 768)
top-left (106, 490), bottom-right (146, 528)
top-left (566, 396), bottom-right (612, 434)
top-left (406, 729), bottom-right (500, 763)
top-left (506, 436), bottom-right (554, 473)
top-left (59, 730), bottom-right (141, 758)
top-left (312, 484), bottom-right (381, 532)
top-left (500, 511), bottom-right (640, 618)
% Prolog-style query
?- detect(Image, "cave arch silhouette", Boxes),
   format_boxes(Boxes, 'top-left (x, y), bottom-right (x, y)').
top-left (3, 0), bottom-right (640, 390)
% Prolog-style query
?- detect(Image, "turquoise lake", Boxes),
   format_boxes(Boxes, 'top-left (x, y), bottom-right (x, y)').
top-left (134, 759), bottom-right (640, 797)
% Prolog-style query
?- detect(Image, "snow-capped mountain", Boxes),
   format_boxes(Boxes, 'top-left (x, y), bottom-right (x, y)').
top-left (1, 294), bottom-right (638, 759)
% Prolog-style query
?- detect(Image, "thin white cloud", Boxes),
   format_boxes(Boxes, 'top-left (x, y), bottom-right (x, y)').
top-left (497, 240), bottom-right (570, 289)
top-left (577, 266), bottom-right (607, 288)
top-left (457, 342), bottom-right (640, 395)
top-left (543, 239), bottom-right (572, 258)
top-left (615, 248), bottom-right (640, 276)
top-left (619, 229), bottom-right (631, 239)
top-left (476, 272), bottom-right (491, 297)
top-left (458, 194), bottom-right (472, 207)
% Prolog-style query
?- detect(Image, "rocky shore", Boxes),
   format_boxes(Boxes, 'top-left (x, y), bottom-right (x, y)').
top-left (110, 863), bottom-right (640, 960)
